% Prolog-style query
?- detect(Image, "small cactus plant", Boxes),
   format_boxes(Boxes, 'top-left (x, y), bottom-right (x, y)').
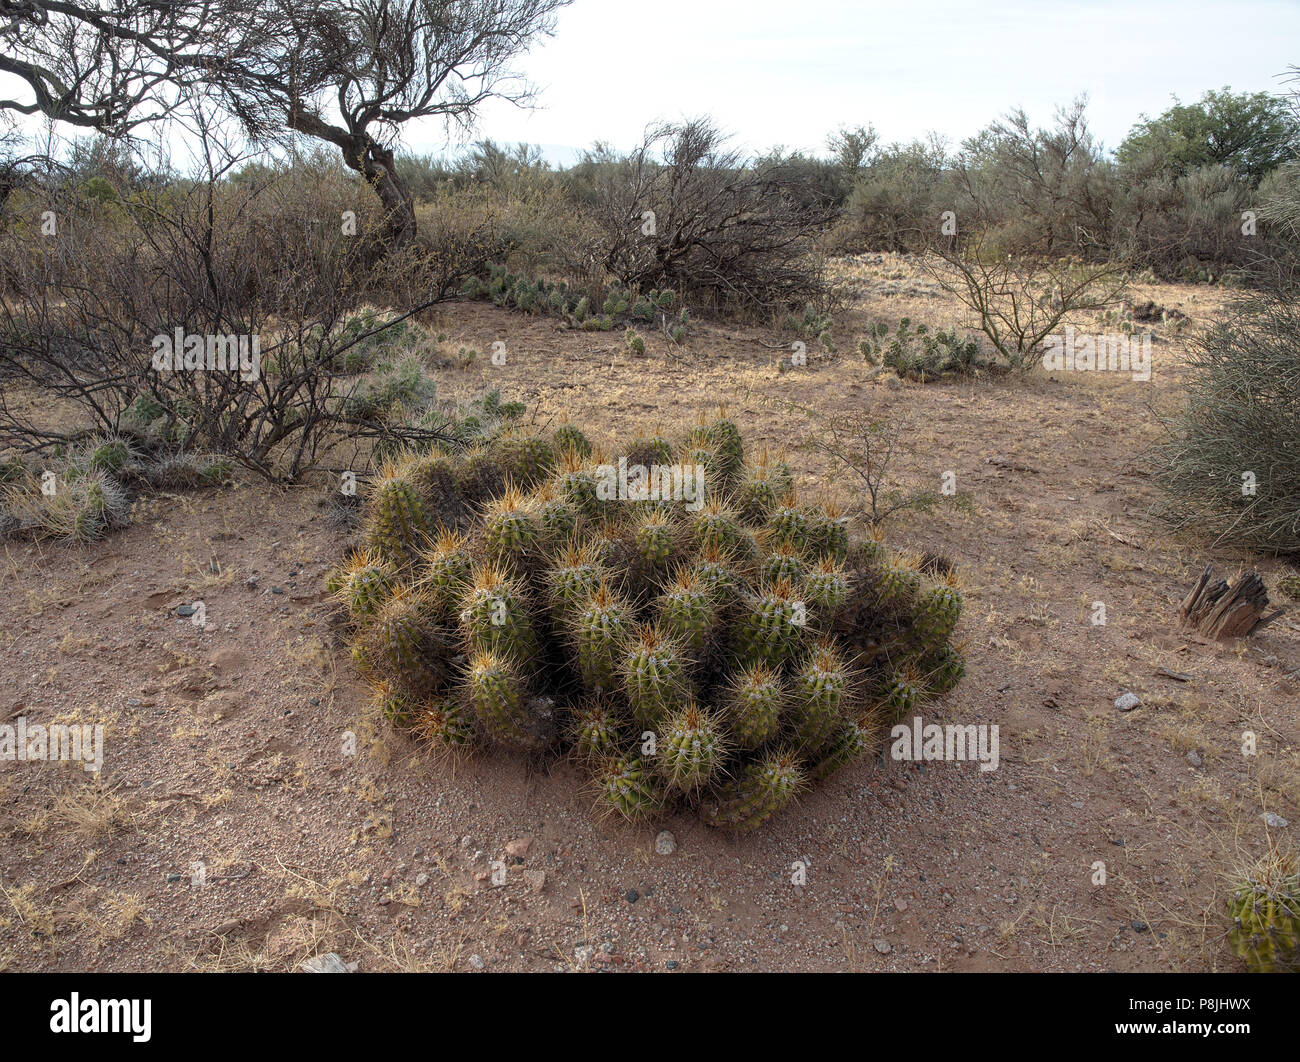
top-left (620, 623), bottom-right (689, 729)
top-left (704, 750), bottom-right (805, 832)
top-left (1226, 850), bottom-right (1300, 973)
top-left (366, 468), bottom-right (433, 569)
top-left (553, 423), bottom-right (592, 459)
top-left (656, 701), bottom-right (728, 792)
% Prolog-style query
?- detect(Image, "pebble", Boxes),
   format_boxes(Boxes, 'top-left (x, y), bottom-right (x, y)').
top-left (873, 939), bottom-right (891, 954)
top-left (655, 831), bottom-right (677, 855)
top-left (665, 960), bottom-right (679, 970)
top-left (467, 954), bottom-right (484, 970)
top-left (415, 872), bottom-right (429, 887)
top-left (1131, 921), bottom-right (1148, 932)
top-left (625, 889), bottom-right (640, 904)
top-left (1186, 750), bottom-right (1202, 768)
top-left (524, 870), bottom-right (546, 893)
top-left (300, 953), bottom-right (350, 973)
top-left (176, 604), bottom-right (196, 617)
top-left (505, 837), bottom-right (533, 858)
top-left (1114, 692), bottom-right (1141, 711)
top-left (1263, 812), bottom-right (1289, 828)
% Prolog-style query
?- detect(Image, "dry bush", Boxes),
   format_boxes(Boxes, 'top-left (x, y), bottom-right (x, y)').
top-left (577, 117), bottom-right (835, 314)
top-left (1154, 290), bottom-right (1300, 552)
top-left (0, 142), bottom-right (465, 481)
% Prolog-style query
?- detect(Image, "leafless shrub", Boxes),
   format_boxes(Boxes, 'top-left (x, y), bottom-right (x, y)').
top-left (0, 126), bottom-right (464, 482)
top-left (580, 117), bottom-right (835, 314)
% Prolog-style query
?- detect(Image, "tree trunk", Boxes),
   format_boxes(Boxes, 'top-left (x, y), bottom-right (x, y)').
top-left (286, 109), bottom-right (417, 251)
top-left (361, 140), bottom-right (416, 250)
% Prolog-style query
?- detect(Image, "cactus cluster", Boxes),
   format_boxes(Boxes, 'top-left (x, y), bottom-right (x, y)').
top-left (461, 264), bottom-right (691, 342)
top-left (329, 413), bottom-right (968, 831)
top-left (1226, 850), bottom-right (1300, 973)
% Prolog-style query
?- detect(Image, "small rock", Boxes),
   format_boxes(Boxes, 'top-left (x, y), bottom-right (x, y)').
top-left (574, 945), bottom-right (593, 964)
top-left (1114, 692), bottom-right (1141, 712)
top-left (176, 604), bottom-right (196, 617)
top-left (524, 870), bottom-right (546, 893)
top-left (166, 873), bottom-right (181, 883)
top-left (873, 939), bottom-right (891, 954)
top-left (376, 895), bottom-right (390, 906)
top-left (415, 872), bottom-right (429, 888)
top-left (467, 954), bottom-right (484, 970)
top-left (300, 952), bottom-right (350, 973)
top-left (655, 830), bottom-right (678, 856)
top-left (665, 960), bottom-right (679, 970)
top-left (505, 837), bottom-right (533, 858)
top-left (1131, 920), bottom-right (1148, 933)
top-left (893, 898), bottom-right (908, 911)
top-left (1186, 750), bottom-right (1202, 768)
top-left (625, 888), bottom-right (640, 904)
top-left (271, 586), bottom-right (286, 595)
top-left (1263, 812), bottom-right (1290, 828)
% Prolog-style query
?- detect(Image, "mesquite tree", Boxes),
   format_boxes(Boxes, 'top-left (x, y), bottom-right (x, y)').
top-left (0, 0), bottom-right (568, 248)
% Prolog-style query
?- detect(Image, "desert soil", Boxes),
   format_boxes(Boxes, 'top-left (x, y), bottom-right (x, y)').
top-left (1, 254), bottom-right (1296, 972)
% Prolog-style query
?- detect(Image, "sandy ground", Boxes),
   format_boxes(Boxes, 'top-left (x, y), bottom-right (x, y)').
top-left (1, 255), bottom-right (1296, 972)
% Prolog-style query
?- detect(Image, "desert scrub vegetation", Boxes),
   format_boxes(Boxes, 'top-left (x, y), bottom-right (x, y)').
top-left (572, 118), bottom-right (837, 316)
top-left (0, 135), bottom-right (480, 484)
top-left (0, 432), bottom-right (234, 543)
top-left (1154, 288), bottom-right (1300, 552)
top-left (326, 413), bottom-right (969, 831)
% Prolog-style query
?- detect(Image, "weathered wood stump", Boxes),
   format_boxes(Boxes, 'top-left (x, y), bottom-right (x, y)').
top-left (1178, 565), bottom-right (1284, 639)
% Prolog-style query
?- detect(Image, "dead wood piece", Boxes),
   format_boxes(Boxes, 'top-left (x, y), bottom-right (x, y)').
top-left (1178, 564), bottom-right (1284, 639)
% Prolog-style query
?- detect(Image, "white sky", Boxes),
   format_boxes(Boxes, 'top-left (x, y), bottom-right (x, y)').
top-left (4, 0), bottom-right (1296, 164)
top-left (443, 0), bottom-right (1300, 161)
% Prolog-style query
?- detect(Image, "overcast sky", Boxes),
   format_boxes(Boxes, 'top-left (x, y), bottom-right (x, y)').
top-left (3, 0), bottom-right (1295, 165)
top-left (437, 0), bottom-right (1300, 162)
